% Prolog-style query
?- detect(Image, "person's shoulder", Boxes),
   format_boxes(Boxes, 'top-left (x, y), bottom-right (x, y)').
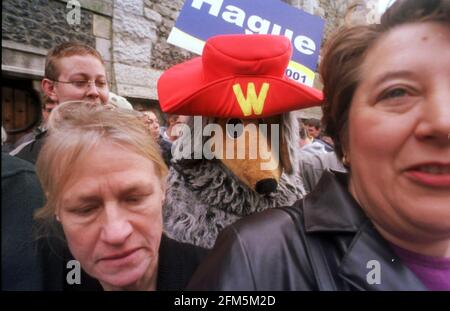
top-left (225, 203), bottom-right (304, 251)
top-left (1, 152), bottom-right (36, 178)
top-left (188, 203), bottom-right (312, 290)
top-left (13, 131), bottom-right (35, 148)
top-left (299, 149), bottom-right (345, 172)
top-left (216, 204), bottom-right (307, 266)
top-left (159, 136), bottom-right (172, 149)
top-left (12, 131), bottom-right (47, 164)
top-left (161, 234), bottom-right (208, 259)
top-left (158, 234), bottom-right (209, 290)
top-left (108, 92), bottom-right (134, 110)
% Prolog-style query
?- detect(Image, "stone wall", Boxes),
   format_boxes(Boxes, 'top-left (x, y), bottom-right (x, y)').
top-left (2, 0), bottom-right (382, 105)
top-left (2, 0), bottom-right (95, 50)
top-left (111, 0), bottom-right (194, 100)
top-left (2, 0), bottom-right (114, 89)
top-left (112, 0), bottom-right (157, 99)
top-left (111, 0), bottom-right (357, 100)
top-left (147, 0), bottom-right (194, 70)
top-left (141, 0), bottom-right (367, 70)
top-left (284, 0), bottom-right (384, 44)
top-left (280, 0), bottom-right (380, 118)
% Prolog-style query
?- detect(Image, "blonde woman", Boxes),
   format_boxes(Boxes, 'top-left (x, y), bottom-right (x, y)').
top-left (35, 101), bottom-right (206, 290)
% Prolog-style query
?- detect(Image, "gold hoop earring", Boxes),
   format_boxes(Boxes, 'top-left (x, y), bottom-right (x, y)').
top-left (342, 153), bottom-right (350, 167)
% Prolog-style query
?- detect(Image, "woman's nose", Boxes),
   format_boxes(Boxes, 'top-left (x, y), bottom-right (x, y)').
top-left (100, 205), bottom-right (133, 245)
top-left (415, 87), bottom-right (450, 144)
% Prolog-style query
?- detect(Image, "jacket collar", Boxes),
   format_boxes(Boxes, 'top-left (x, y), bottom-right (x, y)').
top-left (303, 170), bottom-right (365, 233)
top-left (338, 221), bottom-right (428, 290)
top-left (303, 171), bottom-right (427, 290)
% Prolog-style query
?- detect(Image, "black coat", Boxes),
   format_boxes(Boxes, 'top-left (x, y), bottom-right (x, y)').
top-left (157, 234), bottom-right (208, 290)
top-left (188, 171), bottom-right (427, 290)
top-left (159, 136), bottom-right (173, 167)
top-left (1, 153), bottom-right (45, 290)
top-left (14, 130), bottom-right (47, 165)
top-left (51, 234), bottom-right (208, 291)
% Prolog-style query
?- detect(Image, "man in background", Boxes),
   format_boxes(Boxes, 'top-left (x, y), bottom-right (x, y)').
top-left (142, 110), bottom-right (172, 166)
top-left (12, 42), bottom-right (109, 164)
top-left (10, 96), bottom-right (57, 154)
top-left (161, 114), bottom-right (189, 144)
top-left (302, 118), bottom-right (334, 153)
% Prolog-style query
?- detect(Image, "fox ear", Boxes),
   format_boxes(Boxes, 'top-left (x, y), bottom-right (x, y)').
top-left (280, 124), bottom-right (293, 174)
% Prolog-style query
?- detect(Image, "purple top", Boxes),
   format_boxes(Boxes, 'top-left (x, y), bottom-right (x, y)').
top-left (390, 243), bottom-right (450, 291)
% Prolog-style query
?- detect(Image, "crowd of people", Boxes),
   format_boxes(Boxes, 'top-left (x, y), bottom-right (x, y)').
top-left (1, 0), bottom-right (449, 291)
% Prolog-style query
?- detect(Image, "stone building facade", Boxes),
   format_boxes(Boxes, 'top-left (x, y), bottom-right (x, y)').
top-left (2, 0), bottom-right (383, 141)
top-left (2, 0), bottom-right (113, 89)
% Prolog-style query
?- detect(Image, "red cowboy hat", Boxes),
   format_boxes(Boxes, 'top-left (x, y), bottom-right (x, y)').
top-left (157, 34), bottom-right (323, 119)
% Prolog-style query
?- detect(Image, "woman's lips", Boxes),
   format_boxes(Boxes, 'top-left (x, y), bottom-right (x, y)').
top-left (99, 248), bottom-right (142, 267)
top-left (405, 164), bottom-right (450, 188)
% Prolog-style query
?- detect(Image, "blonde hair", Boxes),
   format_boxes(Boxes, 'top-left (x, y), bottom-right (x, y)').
top-left (35, 101), bottom-right (168, 223)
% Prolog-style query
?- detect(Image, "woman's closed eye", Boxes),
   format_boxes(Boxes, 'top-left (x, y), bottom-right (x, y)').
top-left (124, 194), bottom-right (149, 204)
top-left (70, 204), bottom-right (98, 216)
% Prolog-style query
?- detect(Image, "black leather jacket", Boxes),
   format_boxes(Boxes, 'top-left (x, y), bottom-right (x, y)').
top-left (188, 171), bottom-right (427, 290)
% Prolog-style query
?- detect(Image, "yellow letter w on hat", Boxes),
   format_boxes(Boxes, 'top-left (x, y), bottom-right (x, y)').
top-left (233, 82), bottom-right (270, 117)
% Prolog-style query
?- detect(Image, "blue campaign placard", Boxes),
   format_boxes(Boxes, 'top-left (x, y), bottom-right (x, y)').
top-left (167, 0), bottom-right (325, 86)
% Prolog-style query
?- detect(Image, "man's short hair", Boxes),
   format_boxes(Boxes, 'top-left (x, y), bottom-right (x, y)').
top-left (305, 118), bottom-right (321, 129)
top-left (44, 42), bottom-right (104, 80)
top-left (166, 114), bottom-right (180, 126)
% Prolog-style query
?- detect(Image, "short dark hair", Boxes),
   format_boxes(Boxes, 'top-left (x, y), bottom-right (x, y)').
top-left (304, 118), bottom-right (321, 129)
top-left (167, 114), bottom-right (180, 125)
top-left (320, 0), bottom-right (450, 161)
